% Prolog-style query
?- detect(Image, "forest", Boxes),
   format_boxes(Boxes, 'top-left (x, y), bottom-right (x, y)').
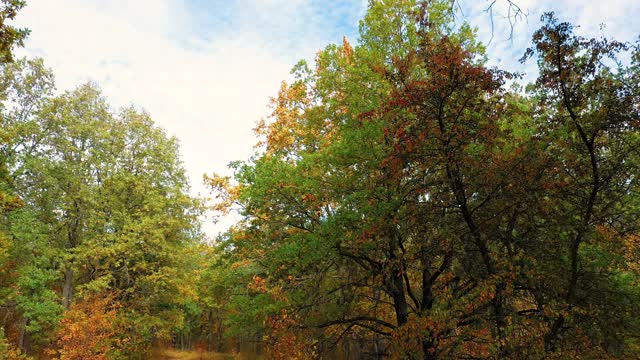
top-left (1, 0), bottom-right (639, 359)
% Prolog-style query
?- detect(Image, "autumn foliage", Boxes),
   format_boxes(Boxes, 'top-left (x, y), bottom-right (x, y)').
top-left (206, 1), bottom-right (640, 358)
top-left (1, 0), bottom-right (639, 359)
top-left (53, 292), bottom-right (124, 360)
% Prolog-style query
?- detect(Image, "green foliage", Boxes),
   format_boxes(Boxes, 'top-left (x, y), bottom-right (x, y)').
top-left (0, 1), bottom-right (638, 359)
top-left (207, 2), bottom-right (640, 359)
top-left (0, 0), bottom-right (28, 63)
top-left (15, 265), bottom-right (62, 343)
top-left (0, 58), bottom-right (204, 357)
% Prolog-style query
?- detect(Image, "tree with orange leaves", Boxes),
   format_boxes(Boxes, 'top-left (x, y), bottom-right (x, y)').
top-left (53, 292), bottom-right (124, 360)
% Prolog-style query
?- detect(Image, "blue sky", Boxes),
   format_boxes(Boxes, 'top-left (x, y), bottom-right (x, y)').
top-left (461, 0), bottom-right (640, 82)
top-left (178, 0), bottom-right (364, 52)
top-left (13, 0), bottom-right (639, 237)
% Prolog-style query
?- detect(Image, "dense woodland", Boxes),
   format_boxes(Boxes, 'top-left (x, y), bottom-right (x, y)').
top-left (1, 0), bottom-right (640, 359)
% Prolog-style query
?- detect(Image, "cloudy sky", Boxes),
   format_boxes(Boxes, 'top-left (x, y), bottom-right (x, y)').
top-left (14, 0), bottom-right (639, 237)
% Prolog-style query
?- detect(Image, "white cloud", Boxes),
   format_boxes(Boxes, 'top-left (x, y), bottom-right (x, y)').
top-left (13, 0), bottom-right (639, 237)
top-left (15, 0), bottom-right (318, 237)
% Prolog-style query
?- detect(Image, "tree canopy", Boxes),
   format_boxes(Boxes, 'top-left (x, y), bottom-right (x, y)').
top-left (1, 0), bottom-right (639, 359)
top-left (206, 1), bottom-right (640, 358)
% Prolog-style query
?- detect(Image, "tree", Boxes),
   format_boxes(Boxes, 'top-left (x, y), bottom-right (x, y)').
top-left (0, 0), bottom-right (28, 63)
top-left (0, 58), bottom-right (58, 355)
top-left (210, 1), bottom-right (640, 358)
top-left (0, 4), bottom-right (31, 326)
top-left (521, 13), bottom-right (640, 355)
top-left (54, 291), bottom-right (124, 360)
top-left (0, 60), bottom-right (204, 356)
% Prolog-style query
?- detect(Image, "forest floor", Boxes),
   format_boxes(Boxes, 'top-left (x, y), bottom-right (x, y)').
top-left (151, 348), bottom-right (260, 360)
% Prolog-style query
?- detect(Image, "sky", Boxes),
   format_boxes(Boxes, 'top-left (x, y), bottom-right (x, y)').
top-left (13, 0), bottom-right (639, 237)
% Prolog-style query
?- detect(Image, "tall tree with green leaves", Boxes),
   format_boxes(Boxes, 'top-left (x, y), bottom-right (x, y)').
top-left (0, 58), bottom-right (58, 355)
top-left (209, 1), bottom-right (640, 358)
top-left (1, 58), bottom-right (204, 357)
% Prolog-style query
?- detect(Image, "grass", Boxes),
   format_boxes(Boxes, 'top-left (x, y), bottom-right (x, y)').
top-left (151, 348), bottom-right (259, 360)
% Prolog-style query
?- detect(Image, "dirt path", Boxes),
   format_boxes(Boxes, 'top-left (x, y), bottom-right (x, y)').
top-left (151, 349), bottom-right (235, 359)
top-left (151, 348), bottom-right (262, 360)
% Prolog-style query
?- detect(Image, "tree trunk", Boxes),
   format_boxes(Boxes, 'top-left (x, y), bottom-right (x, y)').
top-left (207, 309), bottom-right (213, 352)
top-left (388, 270), bottom-right (409, 326)
top-left (386, 233), bottom-right (409, 328)
top-left (18, 317), bottom-right (29, 354)
top-left (216, 313), bottom-right (223, 352)
top-left (62, 267), bottom-right (74, 309)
